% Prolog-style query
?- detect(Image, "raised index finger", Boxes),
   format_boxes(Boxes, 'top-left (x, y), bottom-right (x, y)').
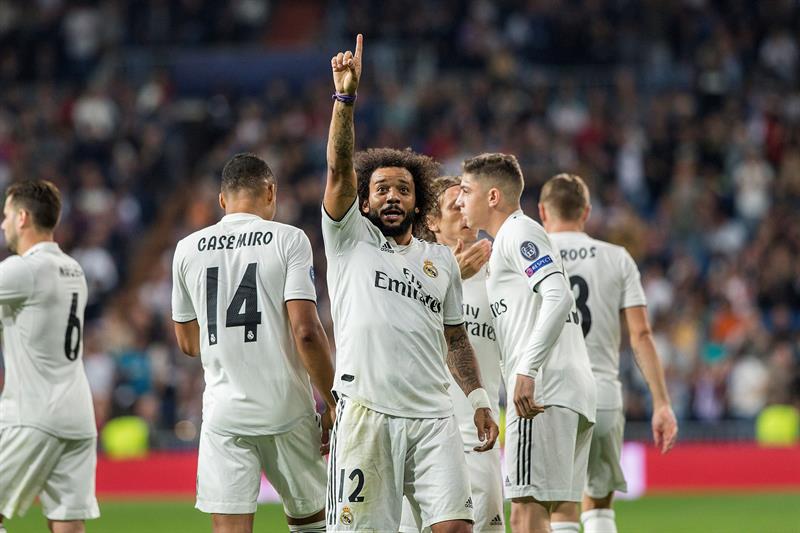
top-left (354, 33), bottom-right (363, 60)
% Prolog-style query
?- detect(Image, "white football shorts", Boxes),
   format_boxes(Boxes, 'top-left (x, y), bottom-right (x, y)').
top-left (505, 406), bottom-right (593, 502)
top-left (400, 447), bottom-right (504, 532)
top-left (326, 397), bottom-right (473, 531)
top-left (196, 413), bottom-right (327, 517)
top-left (0, 426), bottom-right (99, 521)
top-left (585, 408), bottom-right (627, 498)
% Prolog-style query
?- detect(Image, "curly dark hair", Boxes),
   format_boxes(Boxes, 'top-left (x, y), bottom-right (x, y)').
top-left (354, 147), bottom-right (440, 238)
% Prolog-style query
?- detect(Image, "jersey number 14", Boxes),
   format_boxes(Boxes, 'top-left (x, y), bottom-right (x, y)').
top-left (206, 263), bottom-right (262, 345)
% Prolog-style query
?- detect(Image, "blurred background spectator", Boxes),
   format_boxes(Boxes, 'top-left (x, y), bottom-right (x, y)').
top-left (1, 0), bottom-right (798, 446)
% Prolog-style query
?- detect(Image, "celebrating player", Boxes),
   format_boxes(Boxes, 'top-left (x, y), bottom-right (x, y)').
top-left (172, 153), bottom-right (335, 533)
top-left (540, 173), bottom-right (678, 533)
top-left (323, 35), bottom-right (499, 532)
top-left (400, 176), bottom-right (504, 533)
top-left (456, 154), bottom-right (596, 533)
top-left (0, 181), bottom-right (100, 533)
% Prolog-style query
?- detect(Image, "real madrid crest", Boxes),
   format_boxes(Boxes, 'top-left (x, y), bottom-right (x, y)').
top-left (340, 505), bottom-right (354, 525)
top-left (423, 259), bottom-right (438, 278)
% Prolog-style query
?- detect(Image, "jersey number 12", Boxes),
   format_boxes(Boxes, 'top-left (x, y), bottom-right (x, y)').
top-left (206, 263), bottom-right (262, 345)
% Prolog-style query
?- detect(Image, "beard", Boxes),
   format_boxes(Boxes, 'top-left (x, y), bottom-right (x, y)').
top-left (366, 205), bottom-right (416, 237)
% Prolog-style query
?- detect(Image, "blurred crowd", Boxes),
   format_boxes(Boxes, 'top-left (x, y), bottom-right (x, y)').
top-left (1, 0), bottom-right (799, 446)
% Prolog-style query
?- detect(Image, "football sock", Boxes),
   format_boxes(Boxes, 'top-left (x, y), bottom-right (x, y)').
top-left (551, 521), bottom-right (581, 532)
top-left (582, 508), bottom-right (617, 533)
top-left (288, 520), bottom-right (326, 532)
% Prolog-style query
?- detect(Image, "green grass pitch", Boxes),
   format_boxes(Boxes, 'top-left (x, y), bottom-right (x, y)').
top-left (5, 493), bottom-right (800, 532)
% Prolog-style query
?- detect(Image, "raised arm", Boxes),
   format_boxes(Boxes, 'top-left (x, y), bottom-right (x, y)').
top-left (624, 305), bottom-right (678, 453)
top-left (444, 324), bottom-right (499, 452)
top-left (324, 34), bottom-right (363, 221)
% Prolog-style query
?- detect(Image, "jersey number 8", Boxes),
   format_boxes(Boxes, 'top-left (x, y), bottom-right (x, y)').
top-left (206, 263), bottom-right (263, 345)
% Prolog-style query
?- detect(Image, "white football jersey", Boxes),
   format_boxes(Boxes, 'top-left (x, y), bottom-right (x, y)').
top-left (487, 211), bottom-right (596, 423)
top-left (0, 242), bottom-right (96, 439)
top-left (452, 263), bottom-right (503, 450)
top-left (171, 213), bottom-right (318, 436)
top-left (549, 231), bottom-right (647, 409)
top-left (322, 201), bottom-right (464, 418)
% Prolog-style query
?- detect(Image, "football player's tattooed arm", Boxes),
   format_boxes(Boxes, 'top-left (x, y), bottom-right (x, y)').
top-left (324, 34), bottom-right (363, 221)
top-left (444, 324), bottom-right (483, 395)
top-left (445, 324), bottom-right (500, 451)
top-left (174, 320), bottom-right (200, 357)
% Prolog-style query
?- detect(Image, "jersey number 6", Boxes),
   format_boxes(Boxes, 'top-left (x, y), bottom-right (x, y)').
top-left (64, 292), bottom-right (82, 361)
top-left (206, 263), bottom-right (262, 345)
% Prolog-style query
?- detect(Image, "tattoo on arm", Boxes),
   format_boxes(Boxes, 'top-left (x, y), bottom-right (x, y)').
top-left (445, 325), bottom-right (483, 395)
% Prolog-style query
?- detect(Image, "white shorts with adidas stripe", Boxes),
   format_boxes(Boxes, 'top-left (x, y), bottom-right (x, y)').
top-left (400, 447), bottom-right (504, 532)
top-left (505, 406), bottom-right (593, 502)
top-left (326, 397), bottom-right (473, 531)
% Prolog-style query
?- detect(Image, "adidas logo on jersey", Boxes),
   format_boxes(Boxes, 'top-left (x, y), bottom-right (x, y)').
top-left (380, 242), bottom-right (394, 253)
top-left (490, 514), bottom-right (503, 526)
top-left (465, 497), bottom-right (473, 509)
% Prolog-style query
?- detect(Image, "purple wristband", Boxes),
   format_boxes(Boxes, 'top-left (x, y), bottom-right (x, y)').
top-left (332, 92), bottom-right (357, 104)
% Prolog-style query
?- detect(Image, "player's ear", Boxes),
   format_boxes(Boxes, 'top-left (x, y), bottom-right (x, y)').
top-left (582, 204), bottom-right (591, 223)
top-left (219, 193), bottom-right (226, 211)
top-left (538, 202), bottom-right (547, 223)
top-left (487, 187), bottom-right (501, 208)
top-left (361, 199), bottom-right (369, 214)
top-left (427, 214), bottom-right (439, 234)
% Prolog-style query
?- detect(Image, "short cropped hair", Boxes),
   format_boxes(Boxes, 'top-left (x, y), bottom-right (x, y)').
top-left (540, 173), bottom-right (590, 221)
top-left (6, 180), bottom-right (62, 231)
top-left (221, 153), bottom-right (275, 194)
top-left (354, 147), bottom-right (439, 232)
top-left (462, 153), bottom-right (524, 203)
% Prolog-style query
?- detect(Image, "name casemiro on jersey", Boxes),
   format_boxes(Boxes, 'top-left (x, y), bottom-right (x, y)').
top-left (196, 231), bottom-right (274, 252)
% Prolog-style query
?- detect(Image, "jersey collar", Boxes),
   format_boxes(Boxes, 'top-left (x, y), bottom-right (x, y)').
top-left (496, 209), bottom-right (525, 238)
top-left (221, 213), bottom-right (263, 222)
top-left (23, 241), bottom-right (60, 257)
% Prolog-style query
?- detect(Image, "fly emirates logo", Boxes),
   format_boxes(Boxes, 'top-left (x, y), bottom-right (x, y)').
top-left (373, 267), bottom-right (443, 314)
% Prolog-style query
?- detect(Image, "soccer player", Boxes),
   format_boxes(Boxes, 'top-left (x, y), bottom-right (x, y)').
top-left (323, 35), bottom-right (499, 533)
top-left (540, 173), bottom-right (678, 533)
top-left (400, 176), bottom-right (504, 533)
top-left (172, 153), bottom-right (335, 533)
top-left (0, 180), bottom-right (99, 533)
top-left (456, 154), bottom-right (596, 533)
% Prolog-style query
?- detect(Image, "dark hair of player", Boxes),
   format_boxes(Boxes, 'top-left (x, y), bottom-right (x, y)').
top-left (462, 152), bottom-right (524, 203)
top-left (354, 147), bottom-right (439, 237)
top-left (6, 180), bottom-right (62, 231)
top-left (221, 153), bottom-right (276, 194)
top-left (540, 173), bottom-right (590, 222)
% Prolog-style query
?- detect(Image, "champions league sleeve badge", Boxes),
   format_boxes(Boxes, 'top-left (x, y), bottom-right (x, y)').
top-left (423, 259), bottom-right (439, 278)
top-left (520, 241), bottom-right (539, 261)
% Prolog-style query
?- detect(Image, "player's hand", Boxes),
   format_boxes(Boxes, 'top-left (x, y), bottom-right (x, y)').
top-left (331, 34), bottom-right (363, 96)
top-left (454, 239), bottom-right (491, 279)
top-left (514, 374), bottom-right (545, 419)
top-left (319, 408), bottom-right (336, 456)
top-left (473, 407), bottom-right (499, 452)
top-left (652, 404), bottom-right (678, 454)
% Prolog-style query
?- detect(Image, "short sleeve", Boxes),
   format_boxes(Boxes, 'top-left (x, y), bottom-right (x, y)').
top-left (321, 200), bottom-right (378, 254)
top-left (0, 256), bottom-right (34, 305)
top-left (619, 249), bottom-right (647, 309)
top-left (505, 220), bottom-right (562, 291)
top-left (284, 230), bottom-right (317, 303)
top-left (442, 249), bottom-right (465, 326)
top-left (171, 242), bottom-right (197, 323)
